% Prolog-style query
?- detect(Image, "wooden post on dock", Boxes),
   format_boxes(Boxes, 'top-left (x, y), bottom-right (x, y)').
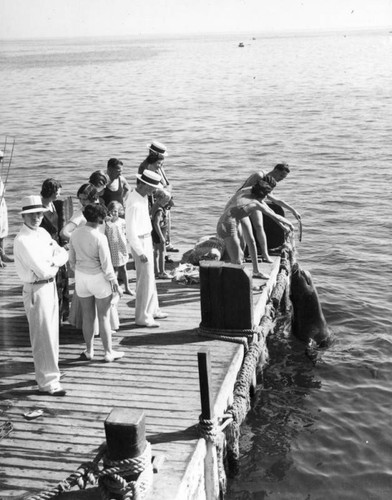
top-left (199, 261), bottom-right (253, 331)
top-left (198, 348), bottom-right (220, 500)
top-left (104, 408), bottom-right (148, 498)
top-left (105, 408), bottom-right (146, 461)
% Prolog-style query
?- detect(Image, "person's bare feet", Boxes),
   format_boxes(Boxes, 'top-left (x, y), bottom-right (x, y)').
top-left (253, 271), bottom-right (270, 280)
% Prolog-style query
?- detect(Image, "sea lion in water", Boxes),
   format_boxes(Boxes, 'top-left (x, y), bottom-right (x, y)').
top-left (290, 263), bottom-right (332, 348)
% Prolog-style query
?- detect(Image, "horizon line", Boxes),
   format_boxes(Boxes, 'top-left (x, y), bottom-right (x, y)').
top-left (1, 25), bottom-right (391, 43)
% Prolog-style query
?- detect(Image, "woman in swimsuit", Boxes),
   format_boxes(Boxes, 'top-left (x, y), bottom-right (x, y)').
top-left (216, 177), bottom-right (293, 278)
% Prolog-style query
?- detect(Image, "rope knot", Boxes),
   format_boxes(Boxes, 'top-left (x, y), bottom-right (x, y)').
top-left (198, 415), bottom-right (219, 444)
top-left (98, 441), bottom-right (153, 500)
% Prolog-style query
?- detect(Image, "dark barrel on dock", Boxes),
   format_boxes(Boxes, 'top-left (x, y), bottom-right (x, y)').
top-left (199, 261), bottom-right (253, 330)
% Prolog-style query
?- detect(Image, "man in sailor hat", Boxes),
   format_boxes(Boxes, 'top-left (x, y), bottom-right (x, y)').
top-left (138, 141), bottom-right (178, 253)
top-left (14, 195), bottom-right (69, 396)
top-left (125, 170), bottom-right (168, 327)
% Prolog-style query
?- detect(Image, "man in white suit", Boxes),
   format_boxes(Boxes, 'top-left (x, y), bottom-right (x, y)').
top-left (125, 170), bottom-right (168, 327)
top-left (14, 195), bottom-right (68, 396)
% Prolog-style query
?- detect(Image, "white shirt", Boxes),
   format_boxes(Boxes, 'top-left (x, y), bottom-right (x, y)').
top-left (14, 224), bottom-right (68, 283)
top-left (125, 189), bottom-right (152, 256)
top-left (68, 224), bottom-right (116, 281)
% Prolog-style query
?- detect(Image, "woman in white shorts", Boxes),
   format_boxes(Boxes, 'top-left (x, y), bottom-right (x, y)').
top-left (69, 203), bottom-right (124, 362)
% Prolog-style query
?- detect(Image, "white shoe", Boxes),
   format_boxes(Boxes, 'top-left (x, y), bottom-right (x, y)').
top-left (154, 312), bottom-right (168, 319)
top-left (39, 384), bottom-right (66, 396)
top-left (104, 350), bottom-right (124, 363)
top-left (136, 321), bottom-right (160, 328)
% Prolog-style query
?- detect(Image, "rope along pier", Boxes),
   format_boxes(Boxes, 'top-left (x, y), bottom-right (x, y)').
top-left (27, 409), bottom-right (154, 500)
top-left (197, 237), bottom-right (295, 490)
top-left (26, 442), bottom-right (153, 500)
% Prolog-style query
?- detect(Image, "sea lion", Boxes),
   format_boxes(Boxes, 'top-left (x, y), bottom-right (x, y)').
top-left (290, 262), bottom-right (332, 348)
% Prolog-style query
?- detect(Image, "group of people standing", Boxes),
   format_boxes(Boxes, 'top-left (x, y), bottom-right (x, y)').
top-left (12, 141), bottom-right (175, 396)
top-left (10, 137), bottom-right (300, 398)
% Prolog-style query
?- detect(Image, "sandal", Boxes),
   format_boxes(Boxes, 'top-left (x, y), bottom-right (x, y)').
top-left (157, 272), bottom-right (171, 280)
top-left (80, 351), bottom-right (93, 361)
top-left (166, 244), bottom-right (179, 252)
top-left (253, 271), bottom-right (270, 280)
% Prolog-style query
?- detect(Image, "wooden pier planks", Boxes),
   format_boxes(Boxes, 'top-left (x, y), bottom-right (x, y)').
top-left (0, 254), bottom-right (279, 499)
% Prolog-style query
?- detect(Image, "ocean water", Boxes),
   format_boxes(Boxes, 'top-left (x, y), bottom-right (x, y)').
top-left (1, 30), bottom-right (392, 499)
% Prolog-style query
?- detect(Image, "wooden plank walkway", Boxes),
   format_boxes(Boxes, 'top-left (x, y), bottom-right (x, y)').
top-left (0, 251), bottom-right (280, 499)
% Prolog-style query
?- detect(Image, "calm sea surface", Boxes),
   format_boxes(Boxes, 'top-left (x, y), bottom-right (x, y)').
top-left (1, 30), bottom-right (392, 499)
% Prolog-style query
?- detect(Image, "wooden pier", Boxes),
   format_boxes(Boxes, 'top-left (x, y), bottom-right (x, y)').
top-left (0, 251), bottom-right (281, 499)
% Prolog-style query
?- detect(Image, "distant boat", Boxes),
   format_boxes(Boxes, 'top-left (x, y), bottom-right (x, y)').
top-left (238, 42), bottom-right (244, 48)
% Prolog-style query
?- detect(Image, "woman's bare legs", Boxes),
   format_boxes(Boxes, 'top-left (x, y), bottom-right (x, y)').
top-left (224, 220), bottom-right (269, 279)
top-left (249, 211), bottom-right (273, 263)
top-left (116, 265), bottom-right (132, 295)
top-left (95, 295), bottom-right (112, 354)
top-left (79, 295), bottom-right (96, 358)
top-left (241, 218), bottom-right (261, 274)
top-left (224, 233), bottom-right (243, 265)
top-left (96, 295), bottom-right (124, 361)
top-left (156, 242), bottom-right (165, 275)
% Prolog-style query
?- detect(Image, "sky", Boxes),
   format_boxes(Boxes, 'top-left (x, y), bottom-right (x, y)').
top-left (0, 0), bottom-right (391, 39)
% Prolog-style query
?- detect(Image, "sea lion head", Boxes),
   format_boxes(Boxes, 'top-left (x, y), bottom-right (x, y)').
top-left (291, 262), bottom-right (315, 296)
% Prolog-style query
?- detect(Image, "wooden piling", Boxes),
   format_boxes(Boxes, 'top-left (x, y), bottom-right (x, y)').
top-left (197, 348), bottom-right (220, 500)
top-left (197, 348), bottom-right (212, 420)
top-left (104, 407), bottom-right (147, 461)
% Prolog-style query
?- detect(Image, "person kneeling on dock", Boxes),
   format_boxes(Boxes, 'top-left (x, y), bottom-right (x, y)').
top-left (125, 170), bottom-right (169, 328)
top-left (14, 195), bottom-right (69, 396)
top-left (216, 178), bottom-right (293, 277)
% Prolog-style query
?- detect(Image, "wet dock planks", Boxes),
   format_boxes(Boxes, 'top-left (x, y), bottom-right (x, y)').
top-left (0, 253), bottom-right (279, 499)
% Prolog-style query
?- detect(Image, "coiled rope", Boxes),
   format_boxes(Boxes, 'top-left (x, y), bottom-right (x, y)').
top-left (26, 441), bottom-right (153, 500)
top-left (99, 442), bottom-right (153, 500)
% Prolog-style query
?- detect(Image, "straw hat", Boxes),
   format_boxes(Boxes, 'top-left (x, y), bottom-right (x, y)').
top-left (19, 195), bottom-right (49, 214)
top-left (136, 170), bottom-right (163, 188)
top-left (148, 141), bottom-right (168, 157)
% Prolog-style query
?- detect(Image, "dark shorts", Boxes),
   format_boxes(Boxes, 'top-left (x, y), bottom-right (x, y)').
top-left (152, 227), bottom-right (167, 245)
